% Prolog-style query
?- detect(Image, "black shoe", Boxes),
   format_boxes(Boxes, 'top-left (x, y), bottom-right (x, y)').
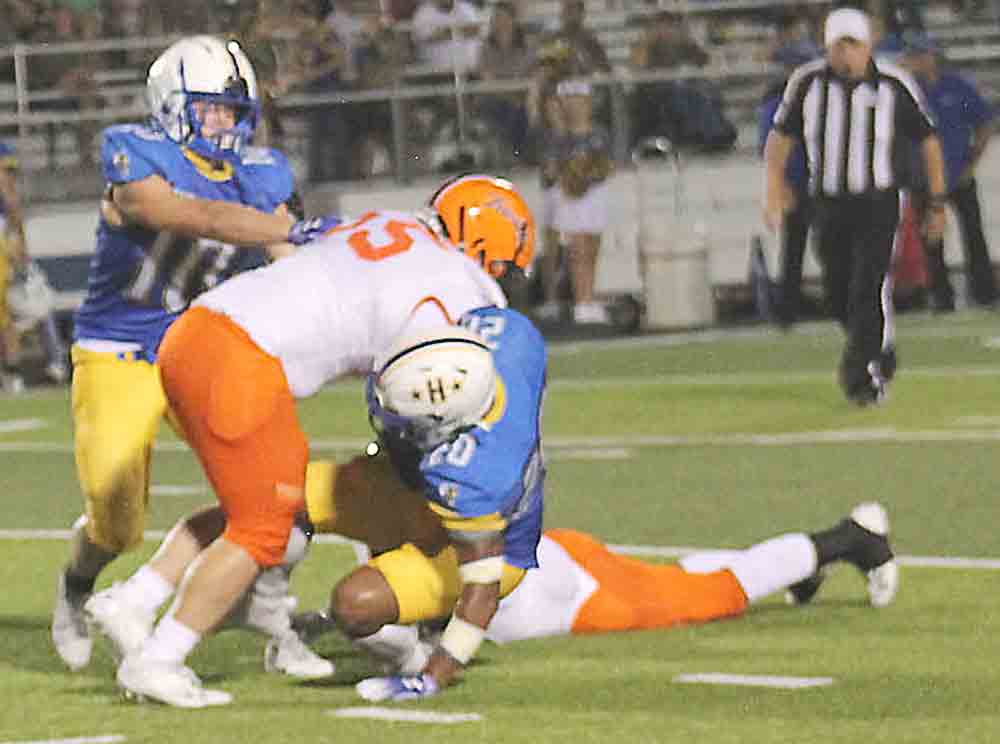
top-left (785, 569), bottom-right (827, 605)
top-left (846, 502), bottom-right (899, 607)
top-left (810, 502), bottom-right (899, 607)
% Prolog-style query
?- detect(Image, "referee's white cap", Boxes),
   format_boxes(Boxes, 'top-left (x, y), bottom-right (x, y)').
top-left (824, 8), bottom-right (871, 47)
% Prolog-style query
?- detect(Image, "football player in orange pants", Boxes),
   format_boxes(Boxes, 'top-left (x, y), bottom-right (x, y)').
top-left (289, 453), bottom-right (898, 667)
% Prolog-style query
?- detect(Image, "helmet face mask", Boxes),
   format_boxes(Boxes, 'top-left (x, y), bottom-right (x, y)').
top-left (368, 328), bottom-right (498, 453)
top-left (147, 35), bottom-right (259, 161)
top-left (430, 174), bottom-right (536, 279)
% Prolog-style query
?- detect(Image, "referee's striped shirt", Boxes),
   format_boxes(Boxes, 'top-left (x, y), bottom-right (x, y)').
top-left (773, 57), bottom-right (937, 198)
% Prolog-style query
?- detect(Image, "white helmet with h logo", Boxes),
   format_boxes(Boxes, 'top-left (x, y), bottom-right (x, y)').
top-left (368, 326), bottom-right (497, 451)
top-left (146, 35), bottom-right (259, 160)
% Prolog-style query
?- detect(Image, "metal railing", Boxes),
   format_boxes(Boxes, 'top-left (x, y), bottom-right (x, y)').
top-left (3, 7), bottom-right (1000, 183)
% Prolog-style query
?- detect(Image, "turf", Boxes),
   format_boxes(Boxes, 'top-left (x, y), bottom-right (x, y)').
top-left (1, 310), bottom-right (999, 743)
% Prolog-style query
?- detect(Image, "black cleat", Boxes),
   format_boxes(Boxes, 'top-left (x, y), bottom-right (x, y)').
top-left (785, 569), bottom-right (828, 605)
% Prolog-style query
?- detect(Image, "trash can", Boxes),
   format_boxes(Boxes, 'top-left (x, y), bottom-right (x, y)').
top-left (632, 138), bottom-right (715, 330)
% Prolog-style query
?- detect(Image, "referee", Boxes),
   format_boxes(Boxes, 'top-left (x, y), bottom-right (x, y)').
top-left (763, 7), bottom-right (947, 406)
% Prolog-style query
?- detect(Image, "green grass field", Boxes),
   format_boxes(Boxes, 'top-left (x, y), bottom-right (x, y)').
top-left (2, 311), bottom-right (1000, 743)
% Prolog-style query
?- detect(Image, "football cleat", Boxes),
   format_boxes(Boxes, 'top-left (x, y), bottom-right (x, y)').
top-left (533, 301), bottom-right (562, 323)
top-left (784, 567), bottom-right (828, 606)
top-left (52, 573), bottom-right (93, 670)
top-left (356, 673), bottom-right (440, 703)
top-left (264, 631), bottom-right (335, 679)
top-left (84, 583), bottom-right (155, 660)
top-left (573, 302), bottom-right (611, 325)
top-left (117, 655), bottom-right (232, 708)
top-left (848, 502), bottom-right (899, 608)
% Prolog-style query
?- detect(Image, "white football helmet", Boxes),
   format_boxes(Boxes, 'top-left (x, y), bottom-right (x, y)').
top-left (368, 327), bottom-right (497, 451)
top-left (146, 35), bottom-right (259, 160)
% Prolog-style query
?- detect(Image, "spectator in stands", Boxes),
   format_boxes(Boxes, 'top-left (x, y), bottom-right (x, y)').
top-left (411, 0), bottom-right (484, 76)
top-left (1, 0), bottom-right (44, 44)
top-left (859, 0), bottom-right (925, 53)
top-left (30, 4), bottom-right (101, 169)
top-left (325, 0), bottom-right (367, 82)
top-left (264, 1), bottom-right (351, 181)
top-left (766, 9), bottom-right (822, 68)
top-left (547, 0), bottom-right (612, 76)
top-left (477, 1), bottom-right (534, 166)
top-left (901, 32), bottom-right (997, 310)
top-left (628, 9), bottom-right (735, 151)
top-left (350, 11), bottom-right (414, 177)
top-left (536, 79), bottom-right (613, 326)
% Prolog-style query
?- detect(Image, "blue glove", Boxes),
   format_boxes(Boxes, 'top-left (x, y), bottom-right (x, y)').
top-left (287, 215), bottom-right (342, 246)
top-left (355, 673), bottom-right (440, 702)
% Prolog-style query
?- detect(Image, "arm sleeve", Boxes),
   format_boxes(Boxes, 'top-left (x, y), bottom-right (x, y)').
top-left (894, 74), bottom-right (936, 141)
top-left (772, 70), bottom-right (808, 140)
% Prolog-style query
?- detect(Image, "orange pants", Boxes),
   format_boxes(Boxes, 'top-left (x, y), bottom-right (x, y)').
top-left (545, 529), bottom-right (749, 634)
top-left (158, 307), bottom-right (307, 567)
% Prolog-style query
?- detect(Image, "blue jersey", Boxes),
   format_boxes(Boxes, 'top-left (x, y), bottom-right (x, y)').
top-left (922, 71), bottom-right (993, 190)
top-left (419, 307), bottom-right (547, 570)
top-left (761, 85), bottom-right (808, 192)
top-left (73, 123), bottom-right (295, 361)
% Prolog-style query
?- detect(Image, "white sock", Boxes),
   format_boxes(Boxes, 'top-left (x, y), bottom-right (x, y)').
top-left (140, 615), bottom-right (201, 665)
top-left (353, 624), bottom-right (420, 668)
top-left (722, 533), bottom-right (818, 603)
top-left (121, 566), bottom-right (175, 616)
top-left (679, 550), bottom-right (742, 573)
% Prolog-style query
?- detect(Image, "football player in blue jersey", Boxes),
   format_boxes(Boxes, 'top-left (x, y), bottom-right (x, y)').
top-left (51, 34), bottom-right (338, 673)
top-left (325, 307), bottom-right (548, 702)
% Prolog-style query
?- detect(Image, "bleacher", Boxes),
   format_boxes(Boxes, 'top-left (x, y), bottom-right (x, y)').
top-left (5, 0), bottom-right (1000, 324)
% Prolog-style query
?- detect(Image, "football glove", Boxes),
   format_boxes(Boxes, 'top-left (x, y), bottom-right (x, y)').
top-left (288, 215), bottom-right (342, 245)
top-left (356, 673), bottom-right (440, 702)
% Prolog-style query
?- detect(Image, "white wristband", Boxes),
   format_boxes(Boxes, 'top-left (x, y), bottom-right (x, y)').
top-left (439, 616), bottom-right (485, 666)
top-left (459, 556), bottom-right (504, 585)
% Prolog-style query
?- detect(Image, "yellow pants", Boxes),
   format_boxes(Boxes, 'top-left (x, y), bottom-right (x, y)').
top-left (0, 238), bottom-right (11, 332)
top-left (306, 454), bottom-right (525, 623)
top-left (71, 344), bottom-right (168, 552)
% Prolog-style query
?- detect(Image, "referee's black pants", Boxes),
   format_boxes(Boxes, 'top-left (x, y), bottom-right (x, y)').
top-left (814, 191), bottom-right (900, 401)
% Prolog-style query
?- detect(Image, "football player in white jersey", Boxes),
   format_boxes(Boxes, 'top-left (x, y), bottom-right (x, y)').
top-left (84, 175), bottom-right (536, 708)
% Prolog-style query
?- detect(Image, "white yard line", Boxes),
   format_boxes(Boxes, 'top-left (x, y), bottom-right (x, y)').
top-left (674, 673), bottom-right (834, 689)
top-left (7, 427), bottom-right (1000, 455)
top-left (330, 707), bottom-right (482, 724)
top-left (0, 418), bottom-right (46, 434)
top-left (0, 737), bottom-right (125, 744)
top-left (1, 528), bottom-right (998, 570)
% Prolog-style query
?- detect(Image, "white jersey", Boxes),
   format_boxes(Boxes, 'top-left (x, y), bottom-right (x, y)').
top-left (196, 210), bottom-right (507, 397)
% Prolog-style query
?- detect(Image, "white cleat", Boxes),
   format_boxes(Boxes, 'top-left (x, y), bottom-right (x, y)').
top-left (264, 631), bottom-right (335, 679)
top-left (117, 655), bottom-right (232, 708)
top-left (84, 584), bottom-right (155, 660)
top-left (849, 502), bottom-right (899, 608)
top-left (52, 573), bottom-right (93, 671)
top-left (867, 560), bottom-right (900, 609)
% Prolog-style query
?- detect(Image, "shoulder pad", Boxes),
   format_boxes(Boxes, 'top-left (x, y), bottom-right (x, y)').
top-left (102, 124), bottom-right (170, 183)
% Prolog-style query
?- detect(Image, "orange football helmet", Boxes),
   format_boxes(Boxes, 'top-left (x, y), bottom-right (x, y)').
top-left (429, 174), bottom-right (536, 278)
